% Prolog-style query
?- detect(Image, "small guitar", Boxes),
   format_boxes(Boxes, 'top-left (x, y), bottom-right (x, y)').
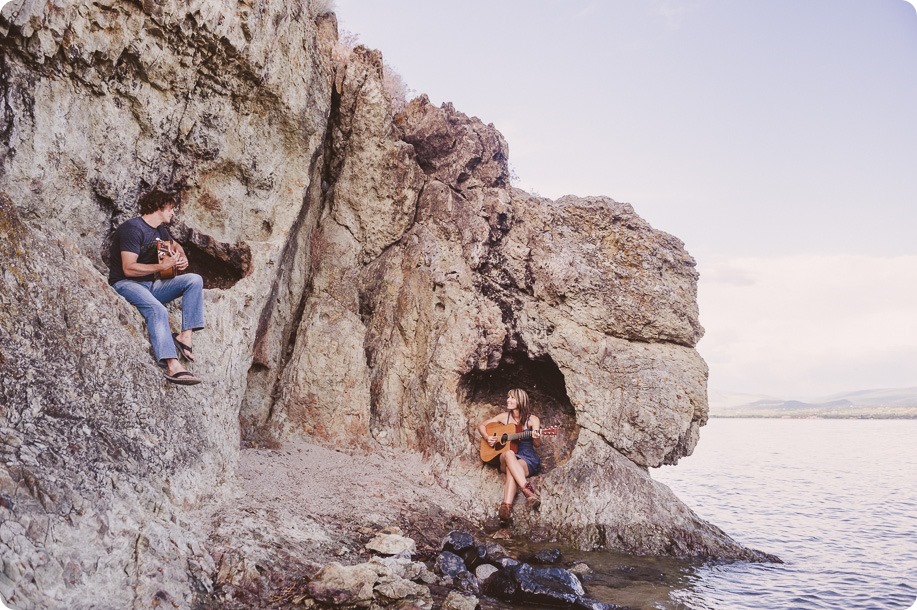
top-left (480, 423), bottom-right (558, 463)
top-left (156, 238), bottom-right (179, 280)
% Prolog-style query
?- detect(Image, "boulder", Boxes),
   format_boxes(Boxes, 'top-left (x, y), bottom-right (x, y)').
top-left (474, 564), bottom-right (499, 582)
top-left (307, 562), bottom-right (378, 606)
top-left (482, 562), bottom-right (622, 610)
top-left (435, 552), bottom-right (467, 578)
top-left (441, 531), bottom-right (475, 556)
top-left (534, 548), bottom-right (564, 565)
top-left (366, 533), bottom-right (417, 556)
top-left (443, 591), bottom-right (480, 610)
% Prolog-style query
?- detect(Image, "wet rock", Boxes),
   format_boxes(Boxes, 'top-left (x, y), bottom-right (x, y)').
top-left (441, 531), bottom-right (475, 556)
top-left (570, 562), bottom-right (593, 575)
top-left (482, 562), bottom-right (621, 609)
top-left (493, 557), bottom-right (520, 570)
top-left (534, 548), bottom-right (563, 564)
top-left (435, 551), bottom-right (467, 578)
top-left (453, 570), bottom-right (480, 596)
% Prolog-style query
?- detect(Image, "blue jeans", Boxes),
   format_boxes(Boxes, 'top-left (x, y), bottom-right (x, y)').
top-left (113, 274), bottom-right (205, 363)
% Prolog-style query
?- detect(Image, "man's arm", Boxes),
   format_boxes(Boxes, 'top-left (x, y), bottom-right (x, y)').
top-left (120, 250), bottom-right (174, 278)
top-left (171, 241), bottom-right (189, 271)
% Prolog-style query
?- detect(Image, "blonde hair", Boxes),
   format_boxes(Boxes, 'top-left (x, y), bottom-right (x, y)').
top-left (508, 388), bottom-right (531, 426)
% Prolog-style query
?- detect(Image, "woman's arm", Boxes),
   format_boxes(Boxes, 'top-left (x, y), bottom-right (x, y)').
top-left (530, 415), bottom-right (543, 447)
top-left (478, 413), bottom-right (506, 447)
top-left (477, 413), bottom-right (504, 444)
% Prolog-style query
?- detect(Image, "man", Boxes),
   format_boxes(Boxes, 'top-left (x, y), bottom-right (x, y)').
top-left (107, 190), bottom-right (204, 385)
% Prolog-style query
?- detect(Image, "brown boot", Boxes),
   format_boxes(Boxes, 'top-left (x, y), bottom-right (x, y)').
top-left (498, 502), bottom-right (512, 523)
top-left (521, 482), bottom-right (541, 510)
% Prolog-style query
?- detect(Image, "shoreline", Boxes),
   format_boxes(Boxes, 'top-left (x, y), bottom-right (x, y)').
top-left (710, 413), bottom-right (917, 420)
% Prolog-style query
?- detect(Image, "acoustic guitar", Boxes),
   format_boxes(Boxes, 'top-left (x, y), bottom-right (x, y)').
top-left (156, 238), bottom-right (179, 280)
top-left (479, 423), bottom-right (558, 463)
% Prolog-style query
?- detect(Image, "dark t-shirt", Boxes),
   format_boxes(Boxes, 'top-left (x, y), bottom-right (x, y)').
top-left (107, 217), bottom-right (173, 285)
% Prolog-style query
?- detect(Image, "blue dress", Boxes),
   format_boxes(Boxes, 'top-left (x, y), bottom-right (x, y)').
top-left (508, 414), bottom-right (541, 476)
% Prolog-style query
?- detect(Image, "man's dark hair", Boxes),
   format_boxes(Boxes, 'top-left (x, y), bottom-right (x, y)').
top-left (138, 190), bottom-right (179, 215)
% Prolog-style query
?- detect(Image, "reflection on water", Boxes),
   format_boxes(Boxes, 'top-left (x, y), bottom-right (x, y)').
top-left (654, 419), bottom-right (916, 610)
top-left (481, 419), bottom-right (917, 610)
top-left (478, 540), bottom-right (701, 610)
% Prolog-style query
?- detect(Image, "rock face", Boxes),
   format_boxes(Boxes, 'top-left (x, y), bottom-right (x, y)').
top-left (1, 0), bottom-right (765, 608)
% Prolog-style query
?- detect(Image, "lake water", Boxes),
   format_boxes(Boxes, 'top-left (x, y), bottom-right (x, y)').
top-left (489, 418), bottom-right (916, 610)
top-left (644, 418), bottom-right (916, 609)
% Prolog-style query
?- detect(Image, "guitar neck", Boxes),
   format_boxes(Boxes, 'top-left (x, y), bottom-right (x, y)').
top-left (506, 430), bottom-right (534, 442)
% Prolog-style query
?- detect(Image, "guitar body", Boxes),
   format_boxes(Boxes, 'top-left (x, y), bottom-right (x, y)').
top-left (479, 423), bottom-right (559, 463)
top-left (479, 422), bottom-right (522, 463)
top-left (156, 239), bottom-right (178, 280)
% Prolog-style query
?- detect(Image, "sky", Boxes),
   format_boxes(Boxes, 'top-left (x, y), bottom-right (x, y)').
top-left (2, 0), bottom-right (914, 399)
top-left (331, 0), bottom-right (917, 400)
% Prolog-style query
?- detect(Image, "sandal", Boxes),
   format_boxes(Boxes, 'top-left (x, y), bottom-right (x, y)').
top-left (172, 333), bottom-right (195, 362)
top-left (522, 482), bottom-right (541, 510)
top-left (498, 502), bottom-right (512, 523)
top-left (165, 371), bottom-right (201, 386)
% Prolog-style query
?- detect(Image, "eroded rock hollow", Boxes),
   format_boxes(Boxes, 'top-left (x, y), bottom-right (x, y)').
top-left (1, 1), bottom-right (763, 608)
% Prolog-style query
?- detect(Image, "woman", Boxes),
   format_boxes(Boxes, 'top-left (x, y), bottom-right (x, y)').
top-left (478, 388), bottom-right (542, 523)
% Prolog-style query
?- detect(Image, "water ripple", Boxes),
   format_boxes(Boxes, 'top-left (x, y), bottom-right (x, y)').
top-left (651, 419), bottom-right (917, 610)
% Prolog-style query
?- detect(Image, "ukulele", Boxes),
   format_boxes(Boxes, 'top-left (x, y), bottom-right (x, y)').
top-left (156, 238), bottom-right (179, 280)
top-left (479, 423), bottom-right (558, 463)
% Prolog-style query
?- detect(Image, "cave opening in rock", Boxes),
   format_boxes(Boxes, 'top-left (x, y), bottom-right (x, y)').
top-left (459, 351), bottom-right (578, 473)
top-left (180, 239), bottom-right (251, 290)
top-left (171, 225), bottom-right (253, 290)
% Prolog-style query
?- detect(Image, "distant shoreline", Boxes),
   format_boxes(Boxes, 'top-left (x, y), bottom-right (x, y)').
top-left (711, 413), bottom-right (917, 420)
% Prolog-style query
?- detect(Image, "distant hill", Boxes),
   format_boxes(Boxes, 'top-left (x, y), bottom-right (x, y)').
top-left (709, 387), bottom-right (917, 419)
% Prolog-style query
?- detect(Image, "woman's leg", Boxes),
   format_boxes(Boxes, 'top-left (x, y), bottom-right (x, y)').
top-left (499, 450), bottom-right (530, 504)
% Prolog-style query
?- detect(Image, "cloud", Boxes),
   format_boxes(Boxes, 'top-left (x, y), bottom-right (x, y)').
top-left (653, 1), bottom-right (699, 30)
top-left (572, 2), bottom-right (600, 20)
top-left (698, 254), bottom-right (917, 398)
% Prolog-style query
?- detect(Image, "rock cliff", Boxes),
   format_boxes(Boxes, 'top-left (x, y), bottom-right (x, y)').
top-left (1, 1), bottom-right (765, 608)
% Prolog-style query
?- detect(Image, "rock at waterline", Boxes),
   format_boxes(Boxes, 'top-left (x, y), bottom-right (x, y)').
top-left (482, 562), bottom-right (625, 609)
top-left (441, 530), bottom-right (475, 555)
top-left (534, 548), bottom-right (564, 564)
top-left (435, 551), bottom-right (467, 577)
